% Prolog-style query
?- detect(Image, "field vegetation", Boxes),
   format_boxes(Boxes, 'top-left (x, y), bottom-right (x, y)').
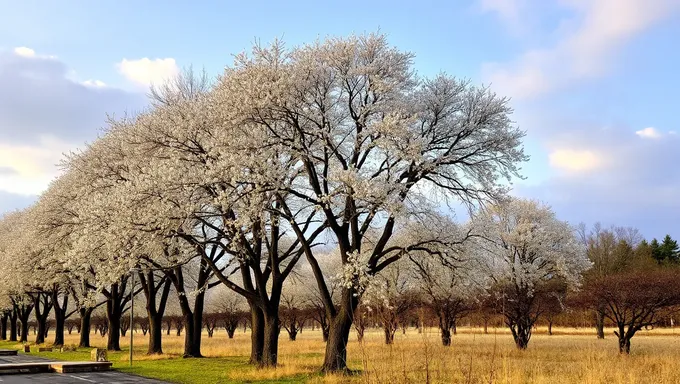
top-left (2, 327), bottom-right (680, 384)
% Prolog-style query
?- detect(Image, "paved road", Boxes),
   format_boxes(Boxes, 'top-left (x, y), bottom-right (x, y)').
top-left (0, 371), bottom-right (169, 383)
top-left (0, 353), bottom-right (169, 383)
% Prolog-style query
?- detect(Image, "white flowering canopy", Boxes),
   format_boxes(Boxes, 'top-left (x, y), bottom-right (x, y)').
top-left (473, 198), bottom-right (591, 295)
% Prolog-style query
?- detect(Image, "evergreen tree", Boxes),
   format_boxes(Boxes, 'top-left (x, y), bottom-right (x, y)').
top-left (660, 235), bottom-right (679, 263)
top-left (650, 238), bottom-right (663, 264)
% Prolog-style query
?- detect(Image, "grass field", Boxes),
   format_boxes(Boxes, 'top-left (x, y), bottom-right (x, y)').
top-left (2, 326), bottom-right (680, 383)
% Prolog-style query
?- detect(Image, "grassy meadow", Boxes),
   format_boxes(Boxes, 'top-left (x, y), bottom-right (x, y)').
top-left (2, 326), bottom-right (680, 383)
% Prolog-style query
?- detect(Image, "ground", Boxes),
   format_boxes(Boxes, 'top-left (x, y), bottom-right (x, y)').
top-left (1, 326), bottom-right (680, 383)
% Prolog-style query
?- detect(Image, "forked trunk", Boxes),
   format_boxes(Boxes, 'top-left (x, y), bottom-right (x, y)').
top-left (383, 324), bottom-right (396, 344)
top-left (510, 319), bottom-right (532, 350)
top-left (19, 320), bottom-right (29, 343)
top-left (618, 335), bottom-right (631, 354)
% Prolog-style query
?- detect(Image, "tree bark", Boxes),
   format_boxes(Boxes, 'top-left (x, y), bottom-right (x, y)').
top-left (107, 312), bottom-right (121, 351)
top-left (262, 312), bottom-right (280, 367)
top-left (249, 305), bottom-right (264, 365)
top-left (441, 328), bottom-right (452, 346)
top-left (321, 290), bottom-right (357, 373)
top-left (0, 312), bottom-right (7, 340)
top-left (33, 293), bottom-right (53, 345)
top-left (140, 272), bottom-right (171, 355)
top-left (79, 308), bottom-right (93, 348)
top-left (383, 324), bottom-right (395, 344)
top-left (166, 262), bottom-right (209, 358)
top-left (510, 317), bottom-right (532, 350)
top-left (9, 307), bottom-right (18, 341)
top-left (618, 335), bottom-right (631, 354)
top-left (52, 291), bottom-right (69, 346)
top-left (16, 303), bottom-right (34, 343)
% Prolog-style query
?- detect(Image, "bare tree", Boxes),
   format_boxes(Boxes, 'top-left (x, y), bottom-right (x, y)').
top-left (580, 269), bottom-right (680, 353)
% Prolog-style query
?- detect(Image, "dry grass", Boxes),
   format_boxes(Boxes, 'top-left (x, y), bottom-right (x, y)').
top-left (10, 326), bottom-right (680, 383)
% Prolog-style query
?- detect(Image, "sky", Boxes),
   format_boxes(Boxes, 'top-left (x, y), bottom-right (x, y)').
top-left (0, 0), bottom-right (678, 239)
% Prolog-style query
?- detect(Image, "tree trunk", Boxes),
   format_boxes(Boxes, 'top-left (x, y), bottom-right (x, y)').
top-left (596, 309), bottom-right (605, 339)
top-left (441, 327), bottom-right (451, 346)
top-left (9, 308), bottom-right (18, 342)
top-left (321, 290), bottom-right (357, 373)
top-left (0, 312), bottom-right (7, 340)
top-left (510, 318), bottom-right (532, 350)
top-left (288, 328), bottom-right (297, 341)
top-left (34, 294), bottom-right (53, 345)
top-left (148, 314), bottom-right (163, 355)
top-left (227, 326), bottom-right (236, 339)
top-left (141, 273), bottom-right (171, 355)
top-left (384, 324), bottom-right (395, 344)
top-left (54, 312), bottom-right (65, 346)
top-left (19, 320), bottom-right (29, 343)
top-left (483, 318), bottom-right (489, 334)
top-left (262, 313), bottom-right (280, 367)
top-left (79, 308), bottom-right (93, 348)
top-left (107, 313), bottom-right (121, 351)
top-left (190, 291), bottom-right (205, 358)
top-left (548, 319), bottom-right (553, 336)
top-left (17, 304), bottom-right (33, 343)
top-left (52, 292), bottom-right (68, 346)
top-left (618, 335), bottom-right (631, 354)
top-left (249, 306), bottom-right (264, 365)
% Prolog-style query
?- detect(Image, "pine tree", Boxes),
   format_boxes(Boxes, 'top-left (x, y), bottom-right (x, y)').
top-left (650, 238), bottom-right (663, 264)
top-left (660, 235), bottom-right (680, 263)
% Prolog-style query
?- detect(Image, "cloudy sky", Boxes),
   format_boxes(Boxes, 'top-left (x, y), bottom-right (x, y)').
top-left (0, 0), bottom-right (678, 239)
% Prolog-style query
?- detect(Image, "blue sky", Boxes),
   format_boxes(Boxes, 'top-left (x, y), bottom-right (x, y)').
top-left (0, 0), bottom-right (679, 239)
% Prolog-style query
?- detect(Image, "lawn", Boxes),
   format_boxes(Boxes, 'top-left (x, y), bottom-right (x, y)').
top-left (2, 326), bottom-right (680, 383)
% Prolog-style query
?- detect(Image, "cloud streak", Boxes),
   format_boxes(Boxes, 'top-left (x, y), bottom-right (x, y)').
top-left (0, 47), bottom-right (144, 198)
top-left (482, 0), bottom-right (680, 99)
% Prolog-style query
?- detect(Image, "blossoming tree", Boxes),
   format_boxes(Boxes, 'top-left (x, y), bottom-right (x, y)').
top-left (473, 198), bottom-right (590, 349)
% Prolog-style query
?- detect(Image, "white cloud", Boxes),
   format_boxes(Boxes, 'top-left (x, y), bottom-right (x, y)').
top-left (635, 127), bottom-right (662, 139)
top-left (0, 47), bottom-right (144, 203)
top-left (13, 47), bottom-right (35, 57)
top-left (117, 57), bottom-right (179, 88)
top-left (0, 135), bottom-right (71, 195)
top-left (548, 149), bottom-right (603, 173)
top-left (482, 0), bottom-right (680, 99)
top-left (81, 79), bottom-right (107, 88)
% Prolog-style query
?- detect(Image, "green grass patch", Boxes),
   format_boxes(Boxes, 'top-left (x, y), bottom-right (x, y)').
top-left (0, 340), bottom-right (315, 383)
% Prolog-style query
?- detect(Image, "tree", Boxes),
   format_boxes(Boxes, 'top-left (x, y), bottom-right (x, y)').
top-left (215, 33), bottom-right (527, 372)
top-left (409, 253), bottom-right (486, 346)
top-left (659, 235), bottom-right (679, 263)
top-left (578, 223), bottom-right (639, 339)
top-left (365, 260), bottom-right (418, 345)
top-left (580, 269), bottom-right (680, 353)
top-left (475, 199), bottom-right (590, 349)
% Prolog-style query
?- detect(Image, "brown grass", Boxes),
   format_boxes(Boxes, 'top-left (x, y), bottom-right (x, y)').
top-left (30, 326), bottom-right (680, 383)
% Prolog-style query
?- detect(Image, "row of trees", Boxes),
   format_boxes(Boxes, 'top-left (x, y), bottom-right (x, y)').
top-left (0, 33), bottom-right (676, 373)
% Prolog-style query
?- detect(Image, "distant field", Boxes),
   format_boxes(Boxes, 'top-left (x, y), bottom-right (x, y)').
top-left (2, 327), bottom-right (680, 383)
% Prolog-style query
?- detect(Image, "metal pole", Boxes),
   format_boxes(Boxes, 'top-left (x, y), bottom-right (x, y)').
top-left (130, 270), bottom-right (135, 367)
